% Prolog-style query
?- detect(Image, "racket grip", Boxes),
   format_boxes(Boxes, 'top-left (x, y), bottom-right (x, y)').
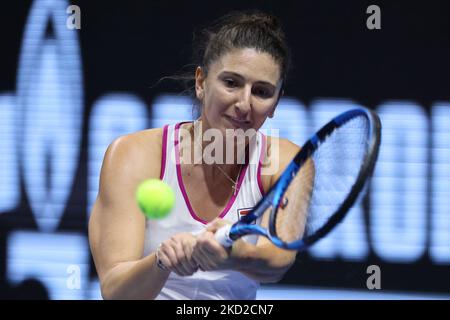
top-left (214, 225), bottom-right (234, 247)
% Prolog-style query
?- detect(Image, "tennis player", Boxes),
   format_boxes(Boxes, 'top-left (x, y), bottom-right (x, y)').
top-left (89, 11), bottom-right (302, 300)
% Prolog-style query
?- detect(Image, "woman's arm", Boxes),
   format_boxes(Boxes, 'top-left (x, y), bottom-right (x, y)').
top-left (89, 131), bottom-right (172, 299)
top-left (194, 222), bottom-right (295, 283)
top-left (193, 137), bottom-right (312, 283)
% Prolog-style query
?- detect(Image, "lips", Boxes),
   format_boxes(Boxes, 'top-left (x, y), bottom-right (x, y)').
top-left (224, 115), bottom-right (250, 129)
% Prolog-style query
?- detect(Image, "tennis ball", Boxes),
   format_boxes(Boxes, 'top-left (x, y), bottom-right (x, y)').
top-left (136, 179), bottom-right (175, 219)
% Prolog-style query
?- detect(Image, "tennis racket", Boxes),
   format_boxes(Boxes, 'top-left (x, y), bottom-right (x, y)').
top-left (215, 107), bottom-right (381, 251)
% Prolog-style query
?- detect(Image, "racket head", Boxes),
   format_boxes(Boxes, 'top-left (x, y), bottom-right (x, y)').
top-left (226, 108), bottom-right (381, 251)
top-left (266, 107), bottom-right (381, 250)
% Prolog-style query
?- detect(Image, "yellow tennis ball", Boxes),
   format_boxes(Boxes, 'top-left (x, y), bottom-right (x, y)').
top-left (136, 179), bottom-right (175, 219)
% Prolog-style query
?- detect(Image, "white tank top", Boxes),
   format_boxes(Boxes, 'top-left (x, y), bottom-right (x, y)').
top-left (143, 121), bottom-right (267, 300)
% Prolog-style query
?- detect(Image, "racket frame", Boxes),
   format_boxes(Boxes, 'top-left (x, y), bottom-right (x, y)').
top-left (222, 108), bottom-right (381, 251)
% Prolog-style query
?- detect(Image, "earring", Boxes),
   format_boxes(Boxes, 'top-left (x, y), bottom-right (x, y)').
top-left (269, 108), bottom-right (276, 118)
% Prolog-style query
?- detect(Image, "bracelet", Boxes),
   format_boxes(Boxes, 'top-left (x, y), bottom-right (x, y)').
top-left (156, 244), bottom-right (169, 271)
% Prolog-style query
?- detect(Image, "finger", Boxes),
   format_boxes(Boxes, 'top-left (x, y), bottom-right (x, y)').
top-left (156, 248), bottom-right (171, 272)
top-left (173, 239), bottom-right (195, 275)
top-left (193, 239), bottom-right (220, 271)
top-left (182, 239), bottom-right (199, 272)
top-left (161, 242), bottom-right (189, 276)
top-left (192, 242), bottom-right (213, 270)
top-left (193, 248), bottom-right (217, 271)
top-left (172, 240), bottom-right (195, 276)
top-left (198, 231), bottom-right (228, 258)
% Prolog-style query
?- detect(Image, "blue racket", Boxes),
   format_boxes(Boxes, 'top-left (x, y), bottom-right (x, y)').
top-left (215, 107), bottom-right (381, 251)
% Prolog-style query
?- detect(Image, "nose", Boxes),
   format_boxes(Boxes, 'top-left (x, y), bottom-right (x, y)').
top-left (234, 86), bottom-right (252, 117)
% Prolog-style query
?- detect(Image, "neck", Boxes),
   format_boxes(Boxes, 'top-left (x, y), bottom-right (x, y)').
top-left (179, 119), bottom-right (249, 185)
top-left (192, 119), bottom-right (251, 167)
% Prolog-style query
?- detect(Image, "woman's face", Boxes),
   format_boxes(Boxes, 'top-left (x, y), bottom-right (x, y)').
top-left (196, 48), bottom-right (283, 134)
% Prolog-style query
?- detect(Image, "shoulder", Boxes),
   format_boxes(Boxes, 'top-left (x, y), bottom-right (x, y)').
top-left (102, 127), bottom-right (165, 183)
top-left (107, 127), bottom-right (164, 154)
top-left (266, 135), bottom-right (300, 155)
top-left (260, 135), bottom-right (300, 190)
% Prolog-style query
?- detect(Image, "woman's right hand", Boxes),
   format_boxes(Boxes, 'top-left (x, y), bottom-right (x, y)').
top-left (157, 232), bottom-right (199, 276)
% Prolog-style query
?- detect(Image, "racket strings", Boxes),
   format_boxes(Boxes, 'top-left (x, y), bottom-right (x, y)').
top-left (306, 116), bottom-right (370, 236)
top-left (274, 115), bottom-right (371, 243)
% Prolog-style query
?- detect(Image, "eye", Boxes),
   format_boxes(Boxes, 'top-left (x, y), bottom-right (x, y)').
top-left (223, 78), bottom-right (237, 88)
top-left (254, 87), bottom-right (272, 98)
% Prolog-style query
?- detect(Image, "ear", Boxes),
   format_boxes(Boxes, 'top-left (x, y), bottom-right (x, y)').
top-left (195, 66), bottom-right (206, 100)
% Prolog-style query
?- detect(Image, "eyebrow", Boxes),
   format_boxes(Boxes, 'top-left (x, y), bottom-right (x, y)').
top-left (220, 71), bottom-right (277, 88)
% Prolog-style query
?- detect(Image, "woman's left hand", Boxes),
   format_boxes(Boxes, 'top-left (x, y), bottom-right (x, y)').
top-left (192, 218), bottom-right (235, 271)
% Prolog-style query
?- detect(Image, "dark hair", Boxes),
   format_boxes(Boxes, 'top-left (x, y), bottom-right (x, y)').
top-left (160, 11), bottom-right (291, 115)
top-left (194, 11), bottom-right (291, 84)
